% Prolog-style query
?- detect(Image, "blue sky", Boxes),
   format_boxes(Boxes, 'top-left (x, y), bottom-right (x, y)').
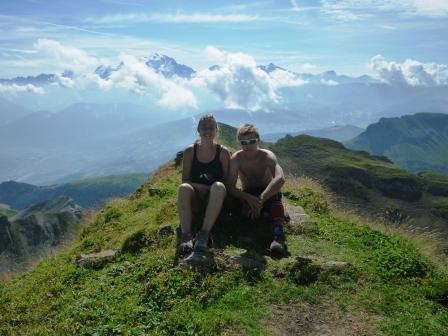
top-left (0, 0), bottom-right (447, 77)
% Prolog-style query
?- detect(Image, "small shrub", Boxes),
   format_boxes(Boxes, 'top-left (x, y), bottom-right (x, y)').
top-left (287, 257), bottom-right (321, 285)
top-left (121, 230), bottom-right (154, 254)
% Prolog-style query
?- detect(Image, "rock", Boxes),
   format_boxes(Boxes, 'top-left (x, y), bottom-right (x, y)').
top-left (181, 251), bottom-right (214, 268)
top-left (225, 255), bottom-right (265, 270)
top-left (286, 256), bottom-right (352, 284)
top-left (75, 249), bottom-right (118, 269)
top-left (175, 151), bottom-right (183, 166)
top-left (158, 224), bottom-right (173, 236)
top-left (323, 260), bottom-right (350, 272)
top-left (0, 215), bottom-right (13, 252)
top-left (285, 204), bottom-right (310, 223)
top-left (148, 188), bottom-right (159, 197)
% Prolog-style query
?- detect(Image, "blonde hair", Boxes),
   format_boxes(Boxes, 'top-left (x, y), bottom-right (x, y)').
top-left (237, 123), bottom-right (260, 140)
top-left (197, 113), bottom-right (219, 132)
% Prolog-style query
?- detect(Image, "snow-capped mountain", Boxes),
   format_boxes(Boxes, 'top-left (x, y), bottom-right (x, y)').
top-left (94, 63), bottom-right (124, 79)
top-left (0, 55), bottom-right (375, 86)
top-left (257, 63), bottom-right (287, 73)
top-left (142, 53), bottom-right (195, 78)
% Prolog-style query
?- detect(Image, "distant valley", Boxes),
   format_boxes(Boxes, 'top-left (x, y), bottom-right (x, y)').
top-left (0, 173), bottom-right (149, 210)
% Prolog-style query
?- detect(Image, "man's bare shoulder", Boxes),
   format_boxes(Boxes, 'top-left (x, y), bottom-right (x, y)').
top-left (259, 148), bottom-right (277, 160)
top-left (230, 150), bottom-right (244, 160)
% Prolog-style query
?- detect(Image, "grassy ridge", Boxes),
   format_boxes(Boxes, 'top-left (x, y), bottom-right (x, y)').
top-left (0, 161), bottom-right (447, 335)
top-left (346, 112), bottom-right (448, 175)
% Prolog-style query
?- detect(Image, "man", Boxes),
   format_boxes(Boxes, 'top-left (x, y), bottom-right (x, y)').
top-left (226, 123), bottom-right (287, 257)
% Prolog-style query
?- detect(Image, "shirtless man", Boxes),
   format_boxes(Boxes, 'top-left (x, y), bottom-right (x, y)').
top-left (226, 124), bottom-right (287, 256)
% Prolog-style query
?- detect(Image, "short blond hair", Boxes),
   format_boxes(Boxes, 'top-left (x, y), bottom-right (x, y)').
top-left (237, 123), bottom-right (260, 140)
top-left (197, 113), bottom-right (219, 132)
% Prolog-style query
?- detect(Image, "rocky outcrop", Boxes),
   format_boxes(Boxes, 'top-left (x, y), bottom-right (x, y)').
top-left (0, 215), bottom-right (13, 252)
top-left (1, 197), bottom-right (82, 258)
top-left (11, 196), bottom-right (83, 250)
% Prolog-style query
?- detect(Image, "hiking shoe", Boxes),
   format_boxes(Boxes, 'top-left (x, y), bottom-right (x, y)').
top-left (178, 233), bottom-right (194, 256)
top-left (270, 233), bottom-right (287, 258)
top-left (194, 230), bottom-right (210, 253)
top-left (183, 251), bottom-right (214, 268)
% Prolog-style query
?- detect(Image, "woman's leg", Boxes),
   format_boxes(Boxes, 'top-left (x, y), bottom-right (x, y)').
top-left (193, 182), bottom-right (226, 252)
top-left (201, 182), bottom-right (227, 232)
top-left (178, 183), bottom-right (199, 236)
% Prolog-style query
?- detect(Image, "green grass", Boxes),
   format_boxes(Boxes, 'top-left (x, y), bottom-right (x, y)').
top-left (0, 209), bottom-right (16, 218)
top-left (0, 162), bottom-right (447, 335)
top-left (419, 171), bottom-right (448, 196)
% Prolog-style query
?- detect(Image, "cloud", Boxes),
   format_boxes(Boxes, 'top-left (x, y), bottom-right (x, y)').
top-left (192, 47), bottom-right (306, 111)
top-left (321, 78), bottom-right (338, 86)
top-left (0, 83), bottom-right (44, 94)
top-left (88, 12), bottom-right (259, 24)
top-left (321, 0), bottom-right (448, 19)
top-left (34, 39), bottom-right (102, 73)
top-left (105, 54), bottom-right (197, 108)
top-left (193, 51), bottom-right (276, 111)
top-left (203, 46), bottom-right (226, 62)
top-left (369, 55), bottom-right (448, 86)
top-left (297, 63), bottom-right (317, 72)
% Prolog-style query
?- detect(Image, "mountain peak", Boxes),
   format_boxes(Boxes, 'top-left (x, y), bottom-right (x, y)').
top-left (143, 53), bottom-right (195, 78)
top-left (258, 63), bottom-right (286, 73)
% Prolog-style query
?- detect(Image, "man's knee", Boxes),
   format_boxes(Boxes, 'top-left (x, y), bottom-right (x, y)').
top-left (210, 181), bottom-right (226, 197)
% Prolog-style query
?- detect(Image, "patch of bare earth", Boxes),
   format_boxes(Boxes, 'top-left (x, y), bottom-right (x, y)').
top-left (263, 300), bottom-right (381, 336)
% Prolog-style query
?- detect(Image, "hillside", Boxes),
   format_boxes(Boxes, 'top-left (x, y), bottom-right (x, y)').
top-left (1, 127), bottom-right (448, 334)
top-left (263, 125), bottom-right (364, 143)
top-left (346, 113), bottom-right (448, 175)
top-left (1, 155), bottom-right (447, 335)
top-left (0, 197), bottom-right (83, 277)
top-left (0, 173), bottom-right (149, 210)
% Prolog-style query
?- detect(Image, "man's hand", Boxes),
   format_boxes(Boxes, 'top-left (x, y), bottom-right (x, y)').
top-left (244, 193), bottom-right (262, 219)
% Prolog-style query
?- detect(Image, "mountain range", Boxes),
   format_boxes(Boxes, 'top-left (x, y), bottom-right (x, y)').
top-left (346, 113), bottom-right (448, 175)
top-left (0, 173), bottom-right (149, 210)
top-left (1, 54), bottom-right (375, 86)
top-left (1, 123), bottom-right (447, 334)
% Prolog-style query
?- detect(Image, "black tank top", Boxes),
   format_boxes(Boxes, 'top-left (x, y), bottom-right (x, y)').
top-left (190, 143), bottom-right (223, 186)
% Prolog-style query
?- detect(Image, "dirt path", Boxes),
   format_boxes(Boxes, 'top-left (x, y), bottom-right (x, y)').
top-left (264, 300), bottom-right (380, 336)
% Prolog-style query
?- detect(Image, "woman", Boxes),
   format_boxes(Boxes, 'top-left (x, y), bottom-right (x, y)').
top-left (178, 113), bottom-right (230, 255)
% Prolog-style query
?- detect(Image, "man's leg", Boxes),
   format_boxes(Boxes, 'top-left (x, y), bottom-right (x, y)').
top-left (178, 183), bottom-right (200, 254)
top-left (268, 197), bottom-right (287, 257)
top-left (195, 181), bottom-right (226, 252)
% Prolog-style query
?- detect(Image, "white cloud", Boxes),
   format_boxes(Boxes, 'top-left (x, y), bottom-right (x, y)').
top-left (291, 0), bottom-right (300, 11)
top-left (321, 78), bottom-right (338, 86)
top-left (203, 46), bottom-right (226, 62)
top-left (405, 0), bottom-right (448, 17)
top-left (34, 39), bottom-right (103, 74)
top-left (297, 63), bottom-right (317, 72)
top-left (321, 0), bottom-right (448, 18)
top-left (369, 55), bottom-right (448, 86)
top-left (192, 47), bottom-right (306, 111)
top-left (102, 54), bottom-right (198, 108)
top-left (0, 83), bottom-right (44, 94)
top-left (88, 12), bottom-right (259, 24)
top-left (270, 69), bottom-right (308, 87)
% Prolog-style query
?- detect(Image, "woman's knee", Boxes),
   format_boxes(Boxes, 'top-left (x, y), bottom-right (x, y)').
top-left (178, 183), bottom-right (194, 197)
top-left (210, 181), bottom-right (226, 197)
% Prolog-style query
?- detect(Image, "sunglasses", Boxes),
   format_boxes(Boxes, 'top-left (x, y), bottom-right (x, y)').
top-left (240, 139), bottom-right (258, 145)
